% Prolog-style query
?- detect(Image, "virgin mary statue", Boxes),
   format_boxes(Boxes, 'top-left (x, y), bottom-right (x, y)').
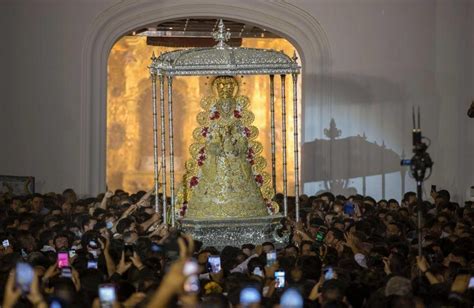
top-left (176, 76), bottom-right (278, 220)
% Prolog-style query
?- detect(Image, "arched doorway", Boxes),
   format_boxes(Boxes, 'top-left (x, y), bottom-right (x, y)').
top-left (79, 0), bottom-right (331, 195)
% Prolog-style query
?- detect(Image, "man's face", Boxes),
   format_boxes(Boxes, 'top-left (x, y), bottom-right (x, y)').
top-left (75, 205), bottom-right (86, 214)
top-left (11, 199), bottom-right (22, 210)
top-left (386, 224), bottom-right (400, 238)
top-left (85, 219), bottom-right (97, 231)
top-left (32, 197), bottom-right (44, 212)
top-left (99, 227), bottom-right (110, 239)
top-left (285, 247), bottom-right (298, 258)
top-left (62, 202), bottom-right (72, 213)
top-left (242, 248), bottom-right (252, 257)
top-left (388, 202), bottom-right (398, 210)
top-left (454, 223), bottom-right (467, 236)
top-left (55, 236), bottom-right (69, 250)
top-left (334, 222), bottom-right (344, 232)
top-left (262, 244), bottom-right (274, 254)
top-left (64, 191), bottom-right (77, 203)
top-left (124, 232), bottom-right (138, 245)
top-left (325, 230), bottom-right (339, 246)
top-left (301, 243), bottom-right (312, 256)
top-left (321, 196), bottom-right (330, 206)
top-left (333, 204), bottom-right (343, 214)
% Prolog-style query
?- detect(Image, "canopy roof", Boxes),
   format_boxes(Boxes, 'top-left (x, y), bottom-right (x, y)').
top-left (150, 20), bottom-right (300, 76)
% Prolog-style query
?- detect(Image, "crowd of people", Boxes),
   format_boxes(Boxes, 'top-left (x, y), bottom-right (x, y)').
top-left (0, 187), bottom-right (473, 307)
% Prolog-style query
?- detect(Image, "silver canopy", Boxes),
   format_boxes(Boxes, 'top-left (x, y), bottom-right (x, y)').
top-left (150, 20), bottom-right (300, 76)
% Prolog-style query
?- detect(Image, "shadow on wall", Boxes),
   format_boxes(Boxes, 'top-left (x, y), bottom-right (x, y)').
top-left (302, 118), bottom-right (406, 198)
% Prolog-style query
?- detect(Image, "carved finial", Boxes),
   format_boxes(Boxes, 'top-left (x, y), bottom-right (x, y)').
top-left (212, 19), bottom-right (231, 49)
top-left (292, 51), bottom-right (298, 62)
top-left (323, 118), bottom-right (342, 140)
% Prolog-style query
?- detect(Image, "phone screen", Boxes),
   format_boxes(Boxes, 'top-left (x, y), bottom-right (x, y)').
top-left (87, 260), bottom-right (98, 269)
top-left (2, 239), bottom-right (10, 248)
top-left (280, 288), bottom-right (304, 307)
top-left (99, 284), bottom-right (116, 305)
top-left (252, 266), bottom-right (264, 278)
top-left (58, 252), bottom-right (69, 268)
top-left (16, 262), bottom-right (34, 293)
top-left (267, 251), bottom-right (277, 266)
top-left (183, 260), bottom-right (199, 293)
top-left (60, 267), bottom-right (72, 278)
top-left (469, 276), bottom-right (474, 289)
top-left (324, 266), bottom-right (334, 280)
top-left (151, 243), bottom-right (163, 253)
top-left (208, 255), bottom-right (221, 273)
top-left (275, 271), bottom-right (285, 288)
top-left (240, 287), bottom-right (261, 305)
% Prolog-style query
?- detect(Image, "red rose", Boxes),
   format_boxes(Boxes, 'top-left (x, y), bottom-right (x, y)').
top-left (244, 127), bottom-right (251, 137)
top-left (190, 176), bottom-right (199, 187)
top-left (234, 110), bottom-right (242, 118)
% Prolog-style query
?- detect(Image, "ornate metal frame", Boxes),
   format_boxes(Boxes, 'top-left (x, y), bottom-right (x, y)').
top-left (149, 19), bottom-right (301, 226)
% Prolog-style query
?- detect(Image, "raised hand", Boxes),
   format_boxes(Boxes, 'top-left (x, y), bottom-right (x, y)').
top-left (116, 251), bottom-right (132, 275)
top-left (2, 270), bottom-right (21, 308)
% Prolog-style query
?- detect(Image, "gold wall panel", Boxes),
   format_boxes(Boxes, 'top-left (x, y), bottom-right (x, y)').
top-left (107, 36), bottom-right (301, 194)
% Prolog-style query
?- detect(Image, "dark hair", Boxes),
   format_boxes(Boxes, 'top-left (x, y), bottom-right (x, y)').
top-left (261, 242), bottom-right (275, 249)
top-left (116, 217), bottom-right (134, 234)
top-left (319, 192), bottom-right (336, 203)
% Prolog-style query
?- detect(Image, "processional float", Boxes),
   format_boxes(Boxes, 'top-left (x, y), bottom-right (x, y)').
top-left (149, 20), bottom-right (301, 247)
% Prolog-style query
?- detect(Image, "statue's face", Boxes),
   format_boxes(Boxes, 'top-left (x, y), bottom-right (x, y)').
top-left (215, 77), bottom-right (236, 99)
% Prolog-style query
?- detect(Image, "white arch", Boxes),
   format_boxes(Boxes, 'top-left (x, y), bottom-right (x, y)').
top-left (79, 0), bottom-right (331, 195)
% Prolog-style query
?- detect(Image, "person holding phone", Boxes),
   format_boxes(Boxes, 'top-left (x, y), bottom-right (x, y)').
top-left (2, 264), bottom-right (47, 308)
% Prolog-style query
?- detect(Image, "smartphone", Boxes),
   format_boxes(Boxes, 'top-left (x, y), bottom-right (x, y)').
top-left (151, 243), bottom-right (163, 253)
top-left (469, 276), bottom-right (474, 289)
top-left (87, 259), bottom-right (98, 269)
top-left (252, 266), bottom-right (264, 278)
top-left (99, 284), bottom-right (116, 307)
top-left (267, 251), bottom-right (277, 266)
top-left (240, 287), bottom-right (261, 306)
top-left (2, 239), bottom-right (10, 248)
top-left (315, 226), bottom-right (328, 243)
top-left (431, 185), bottom-right (437, 193)
top-left (208, 255), bottom-right (221, 273)
top-left (57, 252), bottom-right (69, 269)
top-left (69, 250), bottom-right (76, 259)
top-left (89, 240), bottom-right (98, 249)
top-left (124, 245), bottom-right (134, 261)
top-left (16, 262), bottom-right (34, 294)
top-left (275, 270), bottom-right (285, 289)
top-left (324, 266), bottom-right (334, 280)
top-left (60, 267), bottom-right (72, 278)
top-left (183, 260), bottom-right (199, 293)
top-left (280, 288), bottom-right (304, 307)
